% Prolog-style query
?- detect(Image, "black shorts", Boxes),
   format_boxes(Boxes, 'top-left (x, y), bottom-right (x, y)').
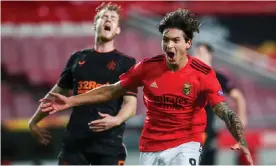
top-left (58, 150), bottom-right (126, 165)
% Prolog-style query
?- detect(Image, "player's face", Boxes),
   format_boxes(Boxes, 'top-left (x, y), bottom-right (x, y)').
top-left (162, 28), bottom-right (191, 65)
top-left (94, 10), bottom-right (121, 42)
top-left (194, 46), bottom-right (211, 64)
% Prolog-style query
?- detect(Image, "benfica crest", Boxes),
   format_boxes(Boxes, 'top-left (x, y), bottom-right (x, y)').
top-left (182, 83), bottom-right (192, 96)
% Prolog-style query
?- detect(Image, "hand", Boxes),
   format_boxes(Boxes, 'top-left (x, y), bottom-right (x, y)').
top-left (29, 123), bottom-right (51, 145)
top-left (231, 143), bottom-right (253, 165)
top-left (39, 93), bottom-right (71, 114)
top-left (88, 112), bottom-right (122, 132)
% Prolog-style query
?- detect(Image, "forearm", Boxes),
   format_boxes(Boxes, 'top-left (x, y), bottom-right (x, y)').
top-left (213, 102), bottom-right (248, 146)
top-left (116, 96), bottom-right (137, 124)
top-left (68, 83), bottom-right (124, 107)
top-left (29, 84), bottom-right (69, 125)
top-left (230, 89), bottom-right (247, 121)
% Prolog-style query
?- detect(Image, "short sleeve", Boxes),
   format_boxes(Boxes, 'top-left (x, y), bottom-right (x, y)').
top-left (123, 58), bottom-right (138, 96)
top-left (202, 70), bottom-right (226, 106)
top-left (57, 53), bottom-right (78, 89)
top-left (216, 71), bottom-right (235, 95)
top-left (119, 61), bottom-right (143, 91)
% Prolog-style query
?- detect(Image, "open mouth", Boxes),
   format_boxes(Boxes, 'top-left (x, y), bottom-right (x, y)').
top-left (166, 51), bottom-right (175, 58)
top-left (104, 25), bottom-right (111, 31)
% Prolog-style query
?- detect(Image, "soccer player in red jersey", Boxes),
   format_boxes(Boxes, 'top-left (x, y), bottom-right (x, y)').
top-left (40, 9), bottom-right (253, 165)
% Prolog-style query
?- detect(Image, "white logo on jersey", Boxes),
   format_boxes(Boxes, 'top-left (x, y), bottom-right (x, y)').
top-left (150, 81), bottom-right (158, 88)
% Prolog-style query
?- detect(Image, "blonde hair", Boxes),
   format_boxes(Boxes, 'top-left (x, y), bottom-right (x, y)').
top-left (94, 2), bottom-right (122, 23)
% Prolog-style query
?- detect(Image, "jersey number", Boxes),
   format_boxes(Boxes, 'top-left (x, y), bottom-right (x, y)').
top-left (189, 158), bottom-right (196, 166)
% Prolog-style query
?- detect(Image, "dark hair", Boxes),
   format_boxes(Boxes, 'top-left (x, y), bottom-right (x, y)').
top-left (158, 9), bottom-right (201, 41)
top-left (196, 42), bottom-right (214, 53)
top-left (94, 2), bottom-right (122, 23)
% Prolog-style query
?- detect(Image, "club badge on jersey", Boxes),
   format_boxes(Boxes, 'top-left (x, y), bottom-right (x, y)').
top-left (182, 83), bottom-right (192, 96)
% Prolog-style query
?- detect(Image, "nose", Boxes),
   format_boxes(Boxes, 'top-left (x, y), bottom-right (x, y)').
top-left (167, 41), bottom-right (174, 49)
top-left (106, 15), bottom-right (112, 22)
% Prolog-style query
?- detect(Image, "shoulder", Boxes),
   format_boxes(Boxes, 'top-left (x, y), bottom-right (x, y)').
top-left (142, 54), bottom-right (165, 64)
top-left (114, 50), bottom-right (136, 69)
top-left (133, 54), bottom-right (165, 70)
top-left (131, 54), bottom-right (164, 70)
top-left (114, 50), bottom-right (137, 71)
top-left (122, 54), bottom-right (164, 73)
top-left (189, 56), bottom-right (214, 76)
top-left (114, 50), bottom-right (136, 63)
top-left (70, 48), bottom-right (91, 60)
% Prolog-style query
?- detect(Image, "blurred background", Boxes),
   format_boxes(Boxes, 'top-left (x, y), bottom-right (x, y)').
top-left (1, 1), bottom-right (276, 165)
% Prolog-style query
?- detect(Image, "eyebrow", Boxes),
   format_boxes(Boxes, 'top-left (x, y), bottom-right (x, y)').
top-left (163, 36), bottom-right (181, 40)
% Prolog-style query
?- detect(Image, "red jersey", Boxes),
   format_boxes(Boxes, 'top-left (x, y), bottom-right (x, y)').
top-left (119, 55), bottom-right (225, 152)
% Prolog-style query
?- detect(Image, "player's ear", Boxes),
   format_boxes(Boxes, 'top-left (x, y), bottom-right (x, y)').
top-left (186, 40), bottom-right (192, 50)
top-left (115, 26), bottom-right (121, 35)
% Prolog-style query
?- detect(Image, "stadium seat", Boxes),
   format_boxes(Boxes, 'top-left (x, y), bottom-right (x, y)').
top-left (1, 37), bottom-right (22, 75)
top-left (1, 83), bottom-right (14, 120)
top-left (20, 37), bottom-right (45, 85)
top-left (12, 92), bottom-right (36, 118)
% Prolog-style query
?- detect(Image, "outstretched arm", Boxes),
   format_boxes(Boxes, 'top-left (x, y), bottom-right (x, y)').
top-left (41, 60), bottom-right (143, 114)
top-left (68, 82), bottom-right (126, 107)
top-left (212, 102), bottom-right (247, 146)
top-left (40, 82), bottom-right (128, 114)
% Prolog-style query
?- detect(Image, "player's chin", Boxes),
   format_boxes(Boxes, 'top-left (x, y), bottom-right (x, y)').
top-left (99, 36), bottom-right (113, 42)
top-left (166, 55), bottom-right (177, 64)
top-left (167, 61), bottom-right (177, 65)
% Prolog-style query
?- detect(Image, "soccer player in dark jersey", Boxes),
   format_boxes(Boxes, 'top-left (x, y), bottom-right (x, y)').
top-left (28, 2), bottom-right (137, 165)
top-left (40, 9), bottom-right (253, 165)
top-left (194, 43), bottom-right (248, 165)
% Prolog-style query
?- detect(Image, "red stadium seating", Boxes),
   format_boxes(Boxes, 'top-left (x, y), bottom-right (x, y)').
top-left (2, 33), bottom-right (276, 121)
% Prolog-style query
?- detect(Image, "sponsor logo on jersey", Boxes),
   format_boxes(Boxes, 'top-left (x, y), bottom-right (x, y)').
top-left (147, 94), bottom-right (191, 110)
top-left (78, 61), bottom-right (85, 66)
top-left (77, 81), bottom-right (110, 94)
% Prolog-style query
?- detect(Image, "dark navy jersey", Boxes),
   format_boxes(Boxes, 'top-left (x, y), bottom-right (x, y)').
top-left (204, 71), bottom-right (235, 147)
top-left (57, 48), bottom-right (136, 155)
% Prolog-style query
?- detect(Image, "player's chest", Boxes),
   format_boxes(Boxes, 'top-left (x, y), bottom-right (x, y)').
top-left (143, 71), bottom-right (201, 100)
top-left (72, 56), bottom-right (123, 83)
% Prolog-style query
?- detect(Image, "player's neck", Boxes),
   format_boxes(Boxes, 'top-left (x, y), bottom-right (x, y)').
top-left (94, 39), bottom-right (115, 53)
top-left (166, 55), bottom-right (189, 72)
top-left (205, 58), bottom-right (212, 66)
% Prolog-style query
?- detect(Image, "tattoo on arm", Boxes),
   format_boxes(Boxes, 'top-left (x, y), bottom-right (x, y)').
top-left (212, 102), bottom-right (248, 147)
